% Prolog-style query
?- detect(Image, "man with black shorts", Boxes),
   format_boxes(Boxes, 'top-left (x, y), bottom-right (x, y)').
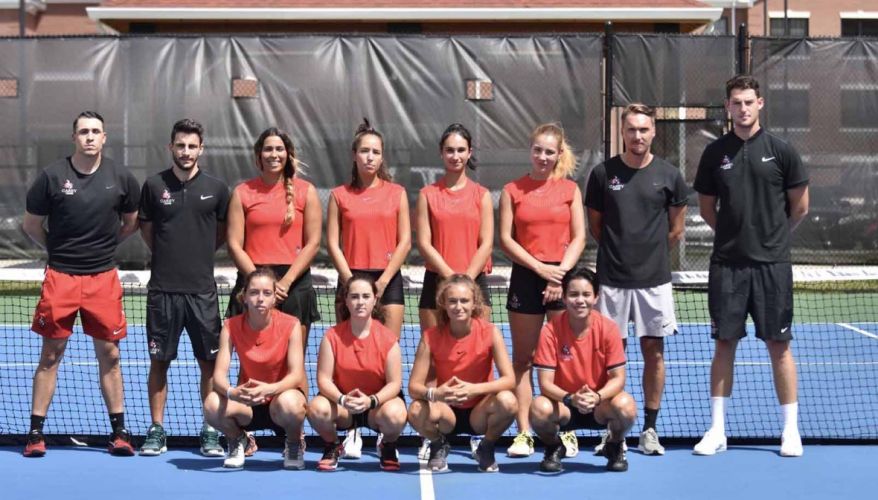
top-left (585, 103), bottom-right (687, 455)
top-left (23, 111), bottom-right (140, 457)
top-left (693, 75), bottom-right (809, 457)
top-left (138, 119), bottom-right (230, 456)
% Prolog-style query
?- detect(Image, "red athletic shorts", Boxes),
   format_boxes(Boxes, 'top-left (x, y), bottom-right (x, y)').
top-left (32, 267), bottom-right (127, 341)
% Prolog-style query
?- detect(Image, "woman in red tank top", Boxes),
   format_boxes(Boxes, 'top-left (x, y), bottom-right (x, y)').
top-left (408, 275), bottom-right (516, 473)
top-left (226, 128), bottom-right (322, 346)
top-left (416, 123), bottom-right (494, 330)
top-left (307, 274), bottom-right (407, 472)
top-left (499, 123), bottom-right (587, 457)
top-left (326, 119), bottom-right (410, 339)
top-left (204, 268), bottom-right (308, 470)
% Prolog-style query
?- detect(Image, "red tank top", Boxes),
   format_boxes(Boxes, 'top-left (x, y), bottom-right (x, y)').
top-left (504, 175), bottom-right (576, 262)
top-left (421, 178), bottom-right (492, 274)
top-left (227, 310), bottom-right (300, 394)
top-left (325, 319), bottom-right (397, 396)
top-left (423, 317), bottom-right (496, 409)
top-left (332, 181), bottom-right (404, 269)
top-left (237, 176), bottom-right (311, 265)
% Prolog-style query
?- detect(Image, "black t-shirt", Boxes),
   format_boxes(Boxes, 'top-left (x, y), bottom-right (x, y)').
top-left (26, 157), bottom-right (140, 275)
top-left (693, 129), bottom-right (808, 264)
top-left (585, 155), bottom-right (688, 288)
top-left (139, 169), bottom-right (230, 293)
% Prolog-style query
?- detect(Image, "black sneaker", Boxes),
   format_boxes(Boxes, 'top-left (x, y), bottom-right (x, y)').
top-left (539, 442), bottom-right (566, 473)
top-left (317, 440), bottom-right (341, 471)
top-left (604, 439), bottom-right (629, 472)
top-left (427, 436), bottom-right (450, 472)
top-left (379, 440), bottom-right (400, 471)
top-left (475, 439), bottom-right (498, 472)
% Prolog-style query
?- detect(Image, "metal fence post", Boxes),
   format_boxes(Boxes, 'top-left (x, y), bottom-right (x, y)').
top-left (737, 23), bottom-right (749, 75)
top-left (603, 21), bottom-right (613, 162)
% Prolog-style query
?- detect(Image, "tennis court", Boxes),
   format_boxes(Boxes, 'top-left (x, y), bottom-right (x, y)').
top-left (1, 269), bottom-right (876, 499)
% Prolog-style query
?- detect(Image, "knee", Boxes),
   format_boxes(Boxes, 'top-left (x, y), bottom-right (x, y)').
top-left (611, 392), bottom-right (637, 424)
top-left (38, 349), bottom-right (65, 370)
top-left (272, 391), bottom-right (306, 420)
top-left (494, 390), bottom-right (518, 416)
top-left (529, 395), bottom-right (554, 423)
top-left (98, 347), bottom-right (121, 368)
top-left (307, 396), bottom-right (332, 423)
top-left (641, 340), bottom-right (665, 362)
top-left (407, 400), bottom-right (428, 424)
top-left (383, 400), bottom-right (409, 428)
top-left (765, 340), bottom-right (792, 359)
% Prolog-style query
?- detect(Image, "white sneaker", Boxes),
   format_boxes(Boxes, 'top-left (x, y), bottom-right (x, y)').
top-left (223, 434), bottom-right (247, 468)
top-left (342, 428), bottom-right (362, 459)
top-left (693, 429), bottom-right (727, 456)
top-left (780, 431), bottom-right (803, 457)
top-left (506, 431), bottom-right (534, 457)
top-left (594, 429), bottom-right (626, 456)
top-left (469, 435), bottom-right (484, 459)
top-left (418, 437), bottom-right (431, 461)
top-left (375, 432), bottom-right (384, 456)
top-left (560, 431), bottom-right (579, 458)
top-left (637, 428), bottom-right (666, 456)
top-left (283, 439), bottom-right (305, 470)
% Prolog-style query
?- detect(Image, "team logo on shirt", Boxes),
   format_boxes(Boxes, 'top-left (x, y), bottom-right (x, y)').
top-left (720, 155), bottom-right (734, 170)
top-left (160, 189), bottom-right (175, 206)
top-left (608, 176), bottom-right (625, 191)
top-left (560, 344), bottom-right (573, 361)
top-left (61, 179), bottom-right (76, 196)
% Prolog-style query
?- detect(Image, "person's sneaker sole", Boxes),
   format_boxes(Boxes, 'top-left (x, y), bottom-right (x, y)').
top-left (200, 447), bottom-right (224, 457)
top-left (693, 440), bottom-right (727, 456)
top-left (139, 446), bottom-right (167, 456)
top-left (109, 444), bottom-right (135, 456)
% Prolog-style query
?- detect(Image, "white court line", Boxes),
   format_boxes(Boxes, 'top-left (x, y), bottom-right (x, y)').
top-left (838, 323), bottom-right (878, 340)
top-left (419, 459), bottom-right (436, 500)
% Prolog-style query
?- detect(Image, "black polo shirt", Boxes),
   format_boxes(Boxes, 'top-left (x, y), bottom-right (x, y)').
top-left (139, 168), bottom-right (230, 293)
top-left (26, 156), bottom-right (140, 275)
top-left (585, 155), bottom-right (688, 288)
top-left (694, 129), bottom-right (808, 264)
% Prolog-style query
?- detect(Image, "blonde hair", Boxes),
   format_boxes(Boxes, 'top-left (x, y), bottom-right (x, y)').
top-left (530, 123), bottom-right (577, 180)
top-left (435, 274), bottom-right (487, 327)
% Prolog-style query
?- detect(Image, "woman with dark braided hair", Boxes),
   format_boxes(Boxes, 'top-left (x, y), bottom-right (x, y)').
top-left (226, 127), bottom-right (322, 336)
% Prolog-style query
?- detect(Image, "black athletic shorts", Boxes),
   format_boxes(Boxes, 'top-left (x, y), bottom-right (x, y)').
top-left (506, 262), bottom-right (565, 315)
top-left (146, 289), bottom-right (220, 361)
top-left (418, 271), bottom-right (493, 309)
top-left (346, 392), bottom-right (406, 430)
top-left (242, 388), bottom-right (307, 436)
top-left (707, 261), bottom-right (793, 341)
top-left (559, 401), bottom-right (604, 431)
top-left (226, 265), bottom-right (321, 326)
top-left (338, 269), bottom-right (405, 306)
top-left (451, 406), bottom-right (477, 436)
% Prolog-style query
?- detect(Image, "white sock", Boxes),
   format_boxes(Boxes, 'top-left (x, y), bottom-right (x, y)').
top-left (781, 402), bottom-right (799, 435)
top-left (203, 422), bottom-right (215, 432)
top-left (709, 397), bottom-right (728, 435)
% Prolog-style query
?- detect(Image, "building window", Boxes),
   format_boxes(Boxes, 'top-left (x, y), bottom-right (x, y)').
top-left (841, 89), bottom-right (878, 128)
top-left (767, 88), bottom-right (809, 129)
top-left (769, 18), bottom-right (809, 37)
top-left (842, 19), bottom-right (878, 37)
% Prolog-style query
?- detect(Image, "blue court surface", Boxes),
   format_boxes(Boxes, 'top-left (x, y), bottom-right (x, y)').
top-left (1, 320), bottom-right (876, 499)
top-left (1, 443), bottom-right (875, 500)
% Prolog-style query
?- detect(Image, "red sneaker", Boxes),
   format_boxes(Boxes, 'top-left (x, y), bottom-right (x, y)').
top-left (379, 441), bottom-right (400, 472)
top-left (23, 430), bottom-right (46, 457)
top-left (317, 441), bottom-right (341, 471)
top-left (108, 428), bottom-right (135, 456)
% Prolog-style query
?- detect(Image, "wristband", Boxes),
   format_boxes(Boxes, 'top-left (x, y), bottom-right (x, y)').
top-left (369, 395), bottom-right (378, 409)
top-left (338, 394), bottom-right (346, 406)
top-left (562, 393), bottom-right (573, 406)
top-left (226, 386), bottom-right (233, 400)
top-left (427, 387), bottom-right (435, 402)
top-left (595, 392), bottom-right (602, 406)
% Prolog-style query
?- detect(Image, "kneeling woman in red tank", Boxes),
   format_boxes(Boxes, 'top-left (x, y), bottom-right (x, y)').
top-left (204, 268), bottom-right (308, 470)
top-left (408, 274), bottom-right (517, 473)
top-left (307, 274), bottom-right (407, 472)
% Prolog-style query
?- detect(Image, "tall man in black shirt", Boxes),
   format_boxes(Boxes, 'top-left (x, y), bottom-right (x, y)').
top-left (585, 104), bottom-right (688, 456)
top-left (23, 111), bottom-right (140, 457)
top-left (693, 75), bottom-right (809, 457)
top-left (138, 119), bottom-right (230, 456)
